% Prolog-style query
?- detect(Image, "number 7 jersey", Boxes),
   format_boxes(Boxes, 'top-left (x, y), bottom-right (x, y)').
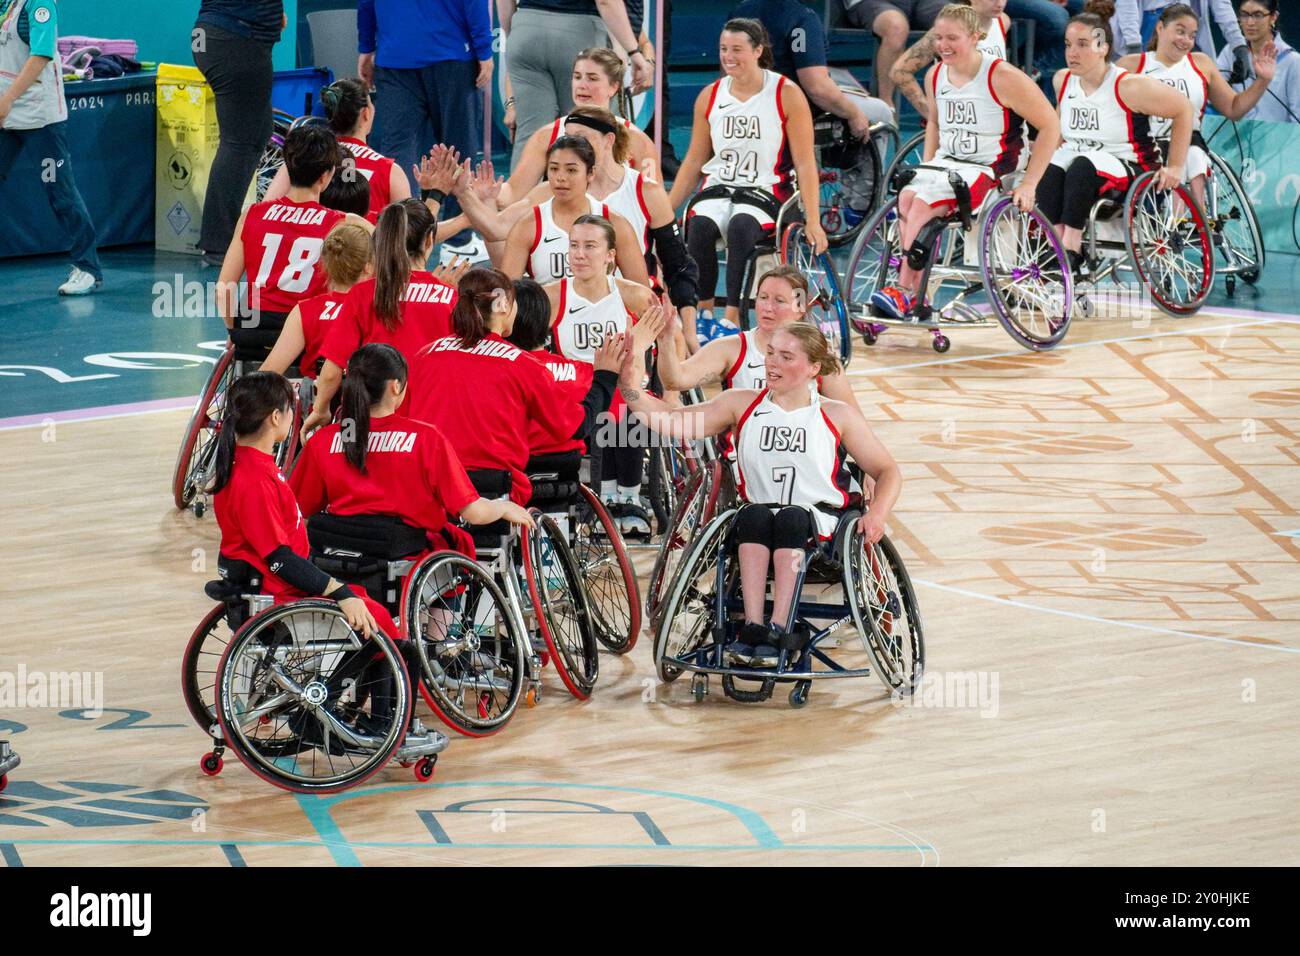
top-left (701, 69), bottom-right (794, 199)
top-left (240, 197), bottom-right (346, 313)
top-left (734, 388), bottom-right (850, 539)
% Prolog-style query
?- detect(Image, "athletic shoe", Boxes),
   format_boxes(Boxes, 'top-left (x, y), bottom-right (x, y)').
top-left (842, 206), bottom-right (867, 230)
top-left (711, 318), bottom-right (740, 338)
top-left (439, 234), bottom-right (489, 266)
top-left (727, 623), bottom-right (770, 665)
top-left (58, 266), bottom-right (102, 296)
top-left (869, 286), bottom-right (914, 319)
top-left (750, 642), bottom-right (781, 668)
top-left (617, 494), bottom-right (652, 538)
top-left (695, 310), bottom-right (718, 343)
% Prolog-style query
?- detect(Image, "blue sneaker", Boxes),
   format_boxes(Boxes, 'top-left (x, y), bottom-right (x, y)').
top-left (696, 312), bottom-right (718, 343)
top-left (869, 286), bottom-right (914, 319)
top-left (712, 319), bottom-right (739, 338)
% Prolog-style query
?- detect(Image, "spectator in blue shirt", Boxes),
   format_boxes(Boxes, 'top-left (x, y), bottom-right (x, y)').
top-left (358, 0), bottom-right (494, 259)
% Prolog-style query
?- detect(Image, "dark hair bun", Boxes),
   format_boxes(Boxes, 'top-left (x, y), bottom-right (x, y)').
top-left (1085, 0), bottom-right (1116, 20)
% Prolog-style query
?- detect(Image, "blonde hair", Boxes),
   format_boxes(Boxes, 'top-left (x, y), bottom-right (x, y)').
top-left (772, 323), bottom-right (841, 378)
top-left (573, 48), bottom-right (625, 94)
top-left (321, 222), bottom-right (371, 288)
top-left (935, 2), bottom-right (987, 39)
top-left (567, 105), bottom-right (630, 164)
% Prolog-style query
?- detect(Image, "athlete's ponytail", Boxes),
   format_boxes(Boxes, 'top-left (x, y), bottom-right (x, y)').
top-left (566, 106), bottom-right (630, 164)
top-left (208, 371), bottom-right (295, 495)
top-left (451, 268), bottom-right (515, 350)
top-left (321, 78), bottom-right (371, 136)
top-left (373, 198), bottom-right (437, 331)
top-left (339, 344), bottom-right (408, 474)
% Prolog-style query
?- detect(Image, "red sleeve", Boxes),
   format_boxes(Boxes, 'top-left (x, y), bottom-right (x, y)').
top-left (289, 431), bottom-right (329, 518)
top-left (523, 358), bottom-right (584, 443)
top-left (424, 428), bottom-right (479, 516)
top-left (320, 284), bottom-right (366, 369)
top-left (232, 474), bottom-right (297, 558)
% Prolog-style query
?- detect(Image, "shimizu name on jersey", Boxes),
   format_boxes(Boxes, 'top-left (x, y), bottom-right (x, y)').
top-left (402, 281), bottom-right (455, 305)
top-left (329, 430), bottom-right (417, 455)
top-left (262, 205), bottom-right (329, 226)
top-left (429, 336), bottom-right (523, 360)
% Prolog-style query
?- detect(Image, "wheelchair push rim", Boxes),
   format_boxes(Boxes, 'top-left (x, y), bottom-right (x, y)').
top-left (780, 221), bottom-right (853, 366)
top-left (653, 509), bottom-right (739, 684)
top-left (979, 197), bottom-right (1073, 351)
top-left (574, 484), bottom-right (641, 654)
top-left (215, 600), bottom-right (412, 793)
top-left (402, 551), bottom-right (525, 737)
top-left (1124, 170), bottom-right (1215, 318)
top-left (1206, 151), bottom-right (1264, 284)
top-left (172, 344), bottom-right (234, 512)
top-left (522, 512), bottom-right (599, 699)
top-left (844, 195), bottom-right (904, 338)
top-left (646, 460), bottom-right (725, 633)
top-left (843, 532), bottom-right (925, 697)
top-left (182, 603), bottom-right (234, 735)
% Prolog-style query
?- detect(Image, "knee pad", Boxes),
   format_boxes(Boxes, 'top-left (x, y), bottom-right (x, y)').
top-left (772, 507), bottom-right (815, 551)
top-left (734, 504), bottom-right (775, 547)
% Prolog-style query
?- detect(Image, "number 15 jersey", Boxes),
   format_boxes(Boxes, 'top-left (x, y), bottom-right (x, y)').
top-left (701, 69), bottom-right (793, 199)
top-left (241, 198), bottom-right (345, 314)
top-left (932, 55), bottom-right (1023, 177)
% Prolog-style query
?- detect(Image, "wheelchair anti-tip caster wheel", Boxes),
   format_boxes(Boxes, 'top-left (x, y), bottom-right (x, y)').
top-left (200, 752), bottom-right (223, 776)
top-left (862, 328), bottom-right (878, 346)
top-left (193, 499), bottom-right (206, 519)
top-left (691, 674), bottom-right (708, 703)
top-left (789, 681), bottom-right (811, 708)
top-left (1225, 276), bottom-right (1236, 296)
top-left (414, 756), bottom-right (437, 782)
top-left (525, 686), bottom-right (539, 708)
top-left (931, 334), bottom-right (950, 354)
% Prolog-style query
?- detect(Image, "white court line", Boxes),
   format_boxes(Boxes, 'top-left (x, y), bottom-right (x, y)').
top-left (0, 400), bottom-right (197, 432)
top-left (846, 314), bottom-right (1300, 376)
top-left (912, 578), bottom-right (1300, 656)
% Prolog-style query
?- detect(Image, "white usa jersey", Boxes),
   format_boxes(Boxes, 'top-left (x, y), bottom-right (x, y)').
top-left (1137, 52), bottom-right (1208, 137)
top-left (527, 194), bottom-right (611, 282)
top-left (724, 330), bottom-right (769, 390)
top-left (734, 388), bottom-right (849, 539)
top-left (551, 275), bottom-right (634, 364)
top-left (602, 165), bottom-right (651, 253)
top-left (1057, 65), bottom-right (1160, 168)
top-left (701, 70), bottom-right (794, 199)
top-left (978, 16), bottom-right (1008, 60)
top-left (932, 54), bottom-right (1023, 175)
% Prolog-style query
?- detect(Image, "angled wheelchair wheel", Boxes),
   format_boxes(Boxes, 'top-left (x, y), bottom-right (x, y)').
top-left (1124, 170), bottom-right (1214, 317)
top-left (403, 551), bottom-right (525, 737)
top-left (813, 115), bottom-right (882, 247)
top-left (979, 197), bottom-right (1073, 351)
top-left (646, 460), bottom-right (726, 633)
top-left (844, 196), bottom-right (903, 335)
top-left (843, 531), bottom-right (924, 697)
top-left (1206, 151), bottom-right (1264, 286)
top-left (215, 600), bottom-right (411, 793)
top-left (255, 109), bottom-right (295, 202)
top-left (654, 509), bottom-right (738, 684)
top-left (882, 130), bottom-right (926, 196)
top-left (181, 604), bottom-right (236, 735)
top-left (172, 345), bottom-right (235, 513)
top-left (573, 484), bottom-right (641, 654)
top-left (781, 221), bottom-right (852, 366)
top-left (523, 513), bottom-right (599, 699)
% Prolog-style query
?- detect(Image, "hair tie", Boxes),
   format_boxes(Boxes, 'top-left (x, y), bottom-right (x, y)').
top-left (565, 113), bottom-right (619, 137)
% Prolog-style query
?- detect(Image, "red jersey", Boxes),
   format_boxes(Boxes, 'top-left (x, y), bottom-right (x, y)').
top-left (407, 333), bottom-right (586, 505)
top-left (296, 290), bottom-right (346, 378)
top-left (525, 350), bottom-right (591, 455)
top-left (320, 272), bottom-right (456, 372)
top-left (339, 136), bottom-right (397, 217)
top-left (214, 445), bottom-right (310, 603)
top-left (290, 414), bottom-right (479, 541)
top-left (241, 198), bottom-right (346, 314)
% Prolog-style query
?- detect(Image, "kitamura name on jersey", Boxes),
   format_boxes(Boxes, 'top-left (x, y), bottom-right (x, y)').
top-left (328, 430), bottom-right (418, 455)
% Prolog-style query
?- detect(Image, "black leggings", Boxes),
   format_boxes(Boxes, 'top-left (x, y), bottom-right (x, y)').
top-left (599, 440), bottom-right (645, 487)
top-left (685, 211), bottom-right (768, 309)
top-left (734, 504), bottom-right (814, 551)
top-left (1037, 157), bottom-right (1134, 230)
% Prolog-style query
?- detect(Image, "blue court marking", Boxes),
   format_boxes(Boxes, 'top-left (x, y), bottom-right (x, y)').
top-left (1273, 530), bottom-right (1300, 539)
top-left (221, 843), bottom-right (248, 867)
top-left (0, 843), bottom-right (22, 866)
top-left (416, 797), bottom-right (672, 846)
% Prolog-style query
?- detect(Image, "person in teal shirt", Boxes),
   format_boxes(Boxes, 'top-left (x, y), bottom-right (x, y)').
top-left (0, 0), bottom-right (103, 294)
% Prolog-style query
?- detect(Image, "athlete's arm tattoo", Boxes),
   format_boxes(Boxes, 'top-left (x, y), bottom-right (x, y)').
top-left (891, 32), bottom-right (938, 119)
top-left (620, 386), bottom-right (643, 403)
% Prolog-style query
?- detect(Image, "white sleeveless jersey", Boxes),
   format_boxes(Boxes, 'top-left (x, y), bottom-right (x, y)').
top-left (527, 194), bottom-right (612, 282)
top-left (978, 17), bottom-right (1008, 60)
top-left (932, 55), bottom-right (1024, 176)
top-left (701, 70), bottom-right (794, 199)
top-left (724, 330), bottom-right (769, 390)
top-left (551, 275), bottom-right (634, 364)
top-left (1137, 52), bottom-right (1208, 137)
top-left (734, 389), bottom-right (849, 538)
top-left (1057, 65), bottom-right (1160, 169)
top-left (602, 165), bottom-right (651, 253)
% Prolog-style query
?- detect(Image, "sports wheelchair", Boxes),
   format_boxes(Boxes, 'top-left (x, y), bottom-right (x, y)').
top-left (653, 504), bottom-right (924, 707)
top-left (1194, 148), bottom-right (1262, 298)
top-left (0, 739), bottom-right (18, 792)
top-left (846, 162), bottom-right (1076, 353)
top-left (172, 343), bottom-right (316, 517)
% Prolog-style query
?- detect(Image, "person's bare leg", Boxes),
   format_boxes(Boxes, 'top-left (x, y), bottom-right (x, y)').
top-left (873, 10), bottom-right (911, 107)
top-left (896, 191), bottom-right (944, 292)
top-left (738, 543), bottom-right (771, 624)
top-left (770, 547), bottom-right (804, 629)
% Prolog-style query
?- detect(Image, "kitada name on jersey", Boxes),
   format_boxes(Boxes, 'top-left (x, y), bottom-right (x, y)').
top-left (261, 205), bottom-right (331, 226)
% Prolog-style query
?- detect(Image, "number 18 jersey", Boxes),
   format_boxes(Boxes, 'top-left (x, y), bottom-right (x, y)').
top-left (701, 69), bottom-right (793, 200)
top-left (240, 198), bottom-right (345, 313)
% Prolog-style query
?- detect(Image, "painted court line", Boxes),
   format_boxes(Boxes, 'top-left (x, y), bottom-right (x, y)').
top-left (0, 395), bottom-right (196, 431)
top-left (913, 578), bottom-right (1300, 655)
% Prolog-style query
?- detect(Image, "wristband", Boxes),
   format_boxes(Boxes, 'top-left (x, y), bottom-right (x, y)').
top-left (504, 96), bottom-right (516, 107)
top-left (327, 584), bottom-right (358, 602)
top-left (422, 188), bottom-right (447, 204)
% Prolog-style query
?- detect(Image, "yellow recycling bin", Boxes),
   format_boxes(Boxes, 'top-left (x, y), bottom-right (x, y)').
top-left (155, 64), bottom-right (220, 255)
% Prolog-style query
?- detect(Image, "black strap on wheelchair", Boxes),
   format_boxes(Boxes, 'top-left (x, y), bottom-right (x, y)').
top-left (947, 169), bottom-right (974, 231)
top-left (306, 512), bottom-right (430, 562)
top-left (890, 167), bottom-right (918, 194)
top-left (731, 187), bottom-right (782, 222)
top-left (467, 468), bottom-right (512, 500)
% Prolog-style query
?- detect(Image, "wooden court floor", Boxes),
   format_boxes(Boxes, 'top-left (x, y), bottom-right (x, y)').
top-left (1, 305), bottom-right (1297, 867)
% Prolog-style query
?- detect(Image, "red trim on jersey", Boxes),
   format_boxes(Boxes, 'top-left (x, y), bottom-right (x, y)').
top-left (1056, 71), bottom-right (1072, 118)
top-left (987, 58), bottom-right (1007, 108)
top-left (1114, 69), bottom-right (1159, 171)
top-left (732, 389), bottom-right (768, 503)
top-left (1096, 172), bottom-right (1131, 195)
top-left (923, 173), bottom-right (996, 211)
top-left (552, 279), bottom-right (569, 358)
top-left (1137, 53), bottom-right (1146, 74)
top-left (772, 75), bottom-right (791, 197)
top-left (723, 332), bottom-right (747, 388)
top-left (548, 117), bottom-right (563, 147)
top-left (819, 408), bottom-right (851, 511)
top-left (1185, 55), bottom-right (1210, 123)
top-left (704, 80), bottom-right (722, 121)
top-left (986, 59), bottom-right (1021, 176)
top-left (526, 206), bottom-right (543, 278)
top-left (634, 173), bottom-right (652, 248)
top-left (931, 65), bottom-right (941, 101)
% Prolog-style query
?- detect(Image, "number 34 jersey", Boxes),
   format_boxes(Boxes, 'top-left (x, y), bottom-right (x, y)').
top-left (931, 54), bottom-right (1024, 177)
top-left (734, 388), bottom-right (850, 539)
top-left (701, 69), bottom-right (794, 199)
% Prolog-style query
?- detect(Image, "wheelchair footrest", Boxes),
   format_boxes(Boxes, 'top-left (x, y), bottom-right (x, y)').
top-left (721, 674), bottom-right (777, 703)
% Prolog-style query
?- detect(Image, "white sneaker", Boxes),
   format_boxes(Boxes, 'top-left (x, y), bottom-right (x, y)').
top-left (617, 493), bottom-right (652, 537)
top-left (439, 234), bottom-right (489, 266)
top-left (58, 266), bottom-right (102, 296)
